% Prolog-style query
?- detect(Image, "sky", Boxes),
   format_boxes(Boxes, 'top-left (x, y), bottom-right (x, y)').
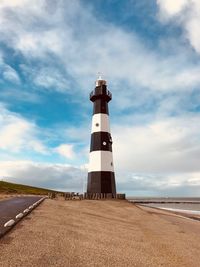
top-left (0, 0), bottom-right (200, 196)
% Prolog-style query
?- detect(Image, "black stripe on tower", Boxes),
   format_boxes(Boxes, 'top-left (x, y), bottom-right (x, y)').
top-left (87, 171), bottom-right (116, 194)
top-left (93, 99), bottom-right (109, 115)
top-left (90, 132), bottom-right (113, 152)
top-left (90, 84), bottom-right (112, 115)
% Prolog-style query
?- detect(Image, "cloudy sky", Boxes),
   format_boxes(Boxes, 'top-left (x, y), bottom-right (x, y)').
top-left (0, 0), bottom-right (200, 196)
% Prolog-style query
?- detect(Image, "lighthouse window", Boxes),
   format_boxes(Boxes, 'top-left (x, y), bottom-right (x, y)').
top-left (103, 141), bottom-right (107, 145)
top-left (111, 162), bottom-right (113, 166)
top-left (95, 123), bottom-right (99, 127)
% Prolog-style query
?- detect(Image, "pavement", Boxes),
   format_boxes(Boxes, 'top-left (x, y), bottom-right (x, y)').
top-left (1, 199), bottom-right (200, 267)
top-left (0, 196), bottom-right (43, 237)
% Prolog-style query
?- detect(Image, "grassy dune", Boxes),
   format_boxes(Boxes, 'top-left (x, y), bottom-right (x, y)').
top-left (0, 181), bottom-right (60, 195)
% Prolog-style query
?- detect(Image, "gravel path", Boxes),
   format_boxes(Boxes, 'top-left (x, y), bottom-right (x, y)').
top-left (1, 198), bottom-right (200, 267)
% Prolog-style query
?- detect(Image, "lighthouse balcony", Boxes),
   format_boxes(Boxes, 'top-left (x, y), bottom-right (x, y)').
top-left (90, 86), bottom-right (112, 102)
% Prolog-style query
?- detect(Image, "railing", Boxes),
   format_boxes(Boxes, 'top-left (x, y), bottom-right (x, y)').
top-left (90, 91), bottom-right (94, 99)
top-left (63, 192), bottom-right (126, 200)
top-left (107, 90), bottom-right (112, 99)
top-left (90, 89), bottom-right (112, 99)
top-left (49, 192), bottom-right (126, 200)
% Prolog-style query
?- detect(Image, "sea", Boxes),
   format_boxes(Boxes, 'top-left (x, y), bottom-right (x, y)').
top-left (128, 197), bottom-right (200, 217)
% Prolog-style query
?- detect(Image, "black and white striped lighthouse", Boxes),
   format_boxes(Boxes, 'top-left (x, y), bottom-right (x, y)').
top-left (87, 77), bottom-right (116, 195)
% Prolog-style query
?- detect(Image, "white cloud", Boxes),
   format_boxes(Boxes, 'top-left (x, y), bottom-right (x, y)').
top-left (0, 105), bottom-right (199, 196)
top-left (16, 31), bottom-right (64, 58)
top-left (19, 64), bottom-right (70, 92)
top-left (0, 160), bottom-right (199, 196)
top-left (116, 172), bottom-right (200, 196)
top-left (0, 117), bottom-right (30, 152)
top-left (0, 0), bottom-right (200, 98)
top-left (113, 115), bottom-right (200, 173)
top-left (157, 0), bottom-right (200, 54)
top-left (55, 144), bottom-right (75, 159)
top-left (33, 67), bottom-right (70, 91)
top-left (0, 0), bottom-right (27, 8)
top-left (0, 88), bottom-right (41, 103)
top-left (0, 55), bottom-right (20, 84)
top-left (0, 104), bottom-right (88, 162)
top-left (157, 0), bottom-right (188, 17)
top-left (0, 160), bottom-right (86, 192)
top-left (0, 104), bottom-right (48, 154)
top-left (2, 65), bottom-right (21, 84)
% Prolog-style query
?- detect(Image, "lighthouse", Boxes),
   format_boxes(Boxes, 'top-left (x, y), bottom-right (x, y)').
top-left (87, 77), bottom-right (116, 195)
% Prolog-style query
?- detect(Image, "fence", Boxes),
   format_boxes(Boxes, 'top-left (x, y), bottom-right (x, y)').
top-left (63, 192), bottom-right (126, 200)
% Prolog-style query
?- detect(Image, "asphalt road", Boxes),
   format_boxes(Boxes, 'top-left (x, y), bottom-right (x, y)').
top-left (0, 196), bottom-right (42, 237)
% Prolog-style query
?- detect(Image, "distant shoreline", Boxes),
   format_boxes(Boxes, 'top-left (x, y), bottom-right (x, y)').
top-left (136, 203), bottom-right (200, 222)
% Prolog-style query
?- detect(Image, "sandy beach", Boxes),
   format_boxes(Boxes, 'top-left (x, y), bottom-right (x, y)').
top-left (1, 198), bottom-right (200, 267)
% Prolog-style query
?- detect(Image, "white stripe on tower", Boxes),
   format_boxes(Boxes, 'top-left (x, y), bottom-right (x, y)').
top-left (88, 151), bottom-right (114, 172)
top-left (91, 113), bottom-right (110, 133)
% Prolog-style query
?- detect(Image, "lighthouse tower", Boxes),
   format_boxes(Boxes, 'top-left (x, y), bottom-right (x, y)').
top-left (87, 77), bottom-right (116, 195)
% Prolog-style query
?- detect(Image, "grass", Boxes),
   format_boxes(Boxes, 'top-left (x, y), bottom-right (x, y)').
top-left (0, 181), bottom-right (61, 195)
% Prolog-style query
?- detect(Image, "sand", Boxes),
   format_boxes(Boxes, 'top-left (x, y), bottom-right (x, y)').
top-left (1, 198), bottom-right (200, 267)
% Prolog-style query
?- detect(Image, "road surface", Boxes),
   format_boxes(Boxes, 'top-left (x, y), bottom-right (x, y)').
top-left (0, 196), bottom-right (42, 237)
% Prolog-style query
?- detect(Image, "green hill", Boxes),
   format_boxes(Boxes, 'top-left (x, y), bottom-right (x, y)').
top-left (0, 181), bottom-right (61, 195)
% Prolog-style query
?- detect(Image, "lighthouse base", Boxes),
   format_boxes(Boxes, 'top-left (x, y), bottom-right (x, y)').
top-left (87, 171), bottom-right (116, 194)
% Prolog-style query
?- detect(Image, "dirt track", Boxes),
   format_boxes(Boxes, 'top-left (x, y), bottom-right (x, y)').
top-left (1, 198), bottom-right (200, 267)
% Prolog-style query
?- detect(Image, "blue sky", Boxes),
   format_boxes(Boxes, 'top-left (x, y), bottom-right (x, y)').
top-left (0, 0), bottom-right (200, 196)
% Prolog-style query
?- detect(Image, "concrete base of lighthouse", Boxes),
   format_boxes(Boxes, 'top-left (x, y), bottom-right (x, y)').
top-left (87, 171), bottom-right (116, 194)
